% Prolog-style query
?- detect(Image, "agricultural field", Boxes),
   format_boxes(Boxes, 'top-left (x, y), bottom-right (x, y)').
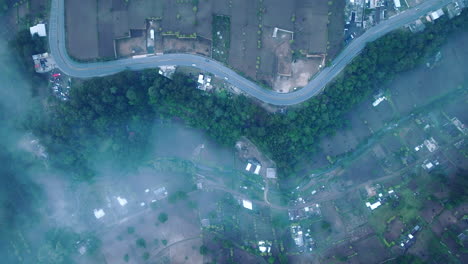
top-left (65, 0), bottom-right (99, 59)
top-left (64, 0), bottom-right (344, 90)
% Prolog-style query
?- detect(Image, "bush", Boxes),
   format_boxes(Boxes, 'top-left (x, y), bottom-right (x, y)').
top-left (158, 212), bottom-right (168, 223)
top-left (136, 238), bottom-right (146, 248)
top-left (199, 245), bottom-right (208, 255)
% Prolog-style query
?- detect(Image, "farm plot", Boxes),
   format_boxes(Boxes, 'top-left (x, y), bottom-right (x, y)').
top-left (97, 0), bottom-right (116, 58)
top-left (294, 0), bottom-right (329, 54)
top-left (65, 0), bottom-right (99, 60)
top-left (327, 0), bottom-right (346, 60)
top-left (340, 152), bottom-right (385, 185)
top-left (212, 15), bottom-right (231, 64)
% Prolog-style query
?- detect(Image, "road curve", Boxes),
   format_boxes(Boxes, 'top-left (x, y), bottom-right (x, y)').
top-left (48, 0), bottom-right (451, 106)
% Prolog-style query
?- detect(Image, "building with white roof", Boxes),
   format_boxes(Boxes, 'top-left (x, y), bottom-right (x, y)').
top-left (370, 201), bottom-right (381, 210)
top-left (245, 163), bottom-right (252, 171)
top-left (423, 137), bottom-right (438, 152)
top-left (197, 74), bottom-right (204, 84)
top-left (394, 0), bottom-right (401, 8)
top-left (30, 23), bottom-right (47, 37)
top-left (93, 209), bottom-right (105, 219)
top-left (372, 96), bottom-right (386, 107)
top-left (242, 199), bottom-right (253, 210)
top-left (254, 164), bottom-right (261, 175)
top-left (366, 201), bottom-right (382, 210)
top-left (116, 196), bottom-right (128, 206)
top-left (429, 9), bottom-right (444, 21)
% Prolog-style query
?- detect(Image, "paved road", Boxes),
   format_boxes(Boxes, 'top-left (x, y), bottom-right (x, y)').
top-left (48, 0), bottom-right (452, 106)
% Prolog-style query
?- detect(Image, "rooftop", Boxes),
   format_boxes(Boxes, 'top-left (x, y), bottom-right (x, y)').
top-left (30, 24), bottom-right (47, 37)
top-left (242, 199), bottom-right (253, 210)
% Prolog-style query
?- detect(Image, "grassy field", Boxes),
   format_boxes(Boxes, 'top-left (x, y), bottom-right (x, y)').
top-left (212, 15), bottom-right (231, 63)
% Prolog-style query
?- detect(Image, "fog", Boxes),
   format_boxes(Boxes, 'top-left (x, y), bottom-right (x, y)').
top-left (0, 33), bottom-right (271, 263)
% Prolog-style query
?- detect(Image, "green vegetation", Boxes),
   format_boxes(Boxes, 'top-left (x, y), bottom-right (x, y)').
top-left (127, 226), bottom-right (135, 234)
top-left (136, 238), bottom-right (147, 248)
top-left (123, 254), bottom-right (129, 262)
top-left (158, 212), bottom-right (168, 223)
top-left (162, 239), bottom-right (168, 246)
top-left (29, 11), bottom-right (468, 180)
top-left (168, 190), bottom-right (188, 203)
top-left (199, 245), bottom-right (208, 255)
top-left (212, 15), bottom-right (231, 63)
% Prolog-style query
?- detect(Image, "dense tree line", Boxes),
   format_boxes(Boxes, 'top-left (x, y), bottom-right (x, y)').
top-left (9, 29), bottom-right (48, 95)
top-left (30, 10), bottom-right (468, 178)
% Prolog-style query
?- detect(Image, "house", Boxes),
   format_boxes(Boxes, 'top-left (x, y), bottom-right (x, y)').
top-left (429, 9), bottom-right (444, 21)
top-left (407, 19), bottom-right (426, 33)
top-left (150, 29), bottom-right (155, 40)
top-left (258, 241), bottom-right (272, 253)
top-left (422, 159), bottom-right (439, 171)
top-left (291, 225), bottom-right (305, 247)
top-left (196, 74), bottom-right (213, 91)
top-left (197, 74), bottom-right (205, 84)
top-left (372, 96), bottom-right (386, 107)
top-left (201, 218), bottom-right (210, 227)
top-left (93, 209), bottom-right (106, 219)
top-left (116, 196), bottom-right (128, 206)
top-left (266, 168), bottom-right (277, 179)
top-left (30, 24), bottom-right (47, 37)
top-left (242, 199), bottom-right (253, 210)
top-left (423, 137), bottom-right (438, 152)
top-left (245, 163), bottom-right (252, 171)
top-left (393, 0), bottom-right (401, 8)
top-left (366, 201), bottom-right (382, 210)
top-left (254, 164), bottom-right (261, 175)
top-left (32, 53), bottom-right (55, 73)
top-left (447, 0), bottom-right (466, 18)
top-left (451, 117), bottom-right (467, 135)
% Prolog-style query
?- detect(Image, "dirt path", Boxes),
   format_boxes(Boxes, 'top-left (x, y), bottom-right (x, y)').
top-left (150, 235), bottom-right (201, 260)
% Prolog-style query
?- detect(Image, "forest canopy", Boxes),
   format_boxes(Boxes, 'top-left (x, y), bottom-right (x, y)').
top-left (29, 10), bottom-right (468, 179)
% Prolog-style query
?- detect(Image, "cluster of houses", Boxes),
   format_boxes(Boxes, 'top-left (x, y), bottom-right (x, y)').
top-left (197, 73), bottom-right (212, 91)
top-left (288, 203), bottom-right (321, 221)
top-left (93, 186), bottom-right (168, 220)
top-left (288, 195), bottom-right (321, 252)
top-left (408, 0), bottom-right (467, 33)
top-left (257, 240), bottom-right (272, 254)
top-left (290, 224), bottom-right (316, 252)
top-left (365, 189), bottom-right (398, 211)
top-left (29, 23), bottom-right (57, 73)
top-left (245, 161), bottom-right (262, 175)
top-left (399, 225), bottom-right (421, 249)
top-left (372, 91), bottom-right (387, 107)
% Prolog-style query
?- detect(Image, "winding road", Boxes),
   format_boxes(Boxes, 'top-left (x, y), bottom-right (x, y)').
top-left (48, 0), bottom-right (452, 106)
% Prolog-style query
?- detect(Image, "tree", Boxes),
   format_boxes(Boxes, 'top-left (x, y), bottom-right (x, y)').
top-left (158, 212), bottom-right (168, 223)
top-left (199, 245), bottom-right (208, 255)
top-left (136, 238), bottom-right (146, 248)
